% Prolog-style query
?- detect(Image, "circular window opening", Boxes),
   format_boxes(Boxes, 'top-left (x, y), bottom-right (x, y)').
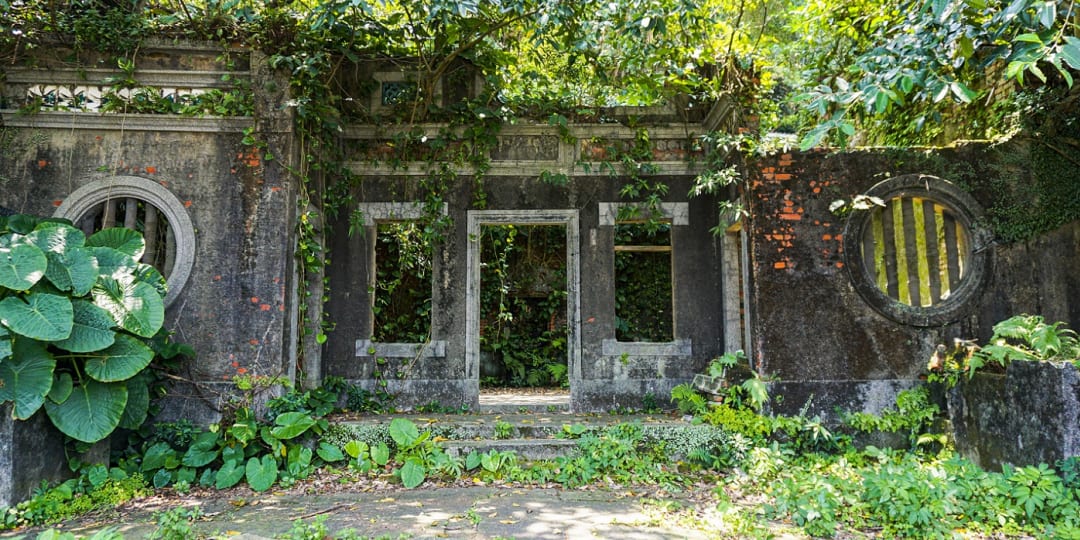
top-left (843, 175), bottom-right (991, 326)
top-left (55, 176), bottom-right (195, 307)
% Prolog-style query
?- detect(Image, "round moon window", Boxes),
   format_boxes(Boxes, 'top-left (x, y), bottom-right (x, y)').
top-left (843, 175), bottom-right (991, 326)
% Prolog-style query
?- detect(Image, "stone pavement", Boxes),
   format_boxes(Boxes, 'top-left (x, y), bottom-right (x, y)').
top-left (34, 486), bottom-right (719, 540)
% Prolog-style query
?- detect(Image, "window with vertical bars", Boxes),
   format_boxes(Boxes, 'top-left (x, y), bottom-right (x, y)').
top-left (860, 196), bottom-right (970, 308)
top-left (77, 198), bottom-right (174, 279)
top-left (843, 174), bottom-right (990, 327)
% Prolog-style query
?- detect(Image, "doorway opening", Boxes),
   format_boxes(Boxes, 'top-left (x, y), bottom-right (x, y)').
top-left (479, 224), bottom-right (568, 388)
top-left (466, 211), bottom-right (580, 410)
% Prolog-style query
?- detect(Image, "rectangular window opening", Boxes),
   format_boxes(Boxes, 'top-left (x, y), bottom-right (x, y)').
top-left (614, 222), bottom-right (674, 342)
top-left (372, 221), bottom-right (433, 343)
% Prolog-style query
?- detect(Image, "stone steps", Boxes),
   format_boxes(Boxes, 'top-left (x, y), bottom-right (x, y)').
top-left (442, 438), bottom-right (580, 461)
top-left (331, 412), bottom-right (698, 461)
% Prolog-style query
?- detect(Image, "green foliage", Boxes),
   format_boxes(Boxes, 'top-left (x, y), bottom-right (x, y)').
top-left (791, 0), bottom-right (1080, 147)
top-left (843, 386), bottom-right (941, 449)
top-left (613, 224), bottom-right (673, 343)
top-left (978, 314), bottom-right (1080, 368)
top-left (479, 225), bottom-right (568, 388)
top-left (670, 383), bottom-right (707, 416)
top-left (372, 223), bottom-right (432, 343)
top-left (0, 214), bottom-right (189, 443)
top-left (527, 422), bottom-right (681, 488)
top-left (493, 420), bottom-right (513, 440)
top-left (706, 350), bottom-right (745, 377)
top-left (929, 315), bottom-right (1080, 388)
top-left (0, 467), bottom-right (150, 530)
top-left (118, 378), bottom-right (354, 493)
top-left (148, 506), bottom-right (202, 540)
top-left (733, 445), bottom-right (1080, 538)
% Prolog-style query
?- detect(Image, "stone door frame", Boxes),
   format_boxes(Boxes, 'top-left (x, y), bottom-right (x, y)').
top-left (465, 210), bottom-right (582, 397)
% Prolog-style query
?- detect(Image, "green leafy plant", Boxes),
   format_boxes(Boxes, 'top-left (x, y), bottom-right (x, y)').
top-left (0, 214), bottom-right (190, 443)
top-left (843, 386), bottom-right (942, 449)
top-left (670, 383), bottom-right (707, 416)
top-left (148, 506), bottom-right (202, 540)
top-left (493, 420), bottom-right (513, 440)
top-left (929, 315), bottom-right (1080, 387)
top-left (707, 350), bottom-right (745, 378)
top-left (978, 314), bottom-right (1080, 368)
top-left (0, 466), bottom-right (150, 530)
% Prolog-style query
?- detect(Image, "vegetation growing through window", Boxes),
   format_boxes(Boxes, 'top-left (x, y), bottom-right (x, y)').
top-left (614, 222), bottom-right (673, 342)
top-left (372, 222), bottom-right (431, 343)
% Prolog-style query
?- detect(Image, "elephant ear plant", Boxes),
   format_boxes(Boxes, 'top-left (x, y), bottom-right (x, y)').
top-left (0, 214), bottom-right (190, 443)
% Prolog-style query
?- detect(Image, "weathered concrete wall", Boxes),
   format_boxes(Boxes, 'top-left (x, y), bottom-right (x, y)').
top-left (949, 362), bottom-right (1080, 469)
top-left (0, 43), bottom-right (298, 426)
top-left (748, 144), bottom-right (1080, 419)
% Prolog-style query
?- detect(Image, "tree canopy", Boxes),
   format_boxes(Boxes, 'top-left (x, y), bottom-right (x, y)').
top-left (1, 0), bottom-right (1078, 146)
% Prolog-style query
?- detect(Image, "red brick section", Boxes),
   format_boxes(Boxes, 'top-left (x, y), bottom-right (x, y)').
top-left (749, 151), bottom-right (846, 275)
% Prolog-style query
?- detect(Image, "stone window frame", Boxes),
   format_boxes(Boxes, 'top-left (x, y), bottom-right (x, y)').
top-left (370, 72), bottom-right (442, 115)
top-left (54, 175), bottom-right (195, 307)
top-left (842, 174), bottom-right (993, 327)
top-left (466, 209), bottom-right (583, 383)
top-left (598, 202), bottom-right (692, 357)
top-left (353, 202), bottom-right (448, 360)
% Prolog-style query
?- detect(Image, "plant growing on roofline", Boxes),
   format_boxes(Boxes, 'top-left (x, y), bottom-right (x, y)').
top-left (0, 214), bottom-right (191, 444)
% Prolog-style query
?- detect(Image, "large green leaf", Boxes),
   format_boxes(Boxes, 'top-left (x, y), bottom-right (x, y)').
top-left (0, 293), bottom-right (73, 341)
top-left (399, 458), bottom-right (426, 489)
top-left (371, 443), bottom-right (390, 466)
top-left (245, 455), bottom-right (278, 492)
top-left (141, 442), bottom-right (176, 471)
top-left (43, 247), bottom-right (99, 296)
top-left (92, 278), bottom-right (164, 338)
top-left (91, 247), bottom-right (137, 282)
top-left (47, 372), bottom-right (73, 404)
top-left (44, 379), bottom-right (128, 443)
top-left (0, 244), bottom-right (47, 291)
top-left (215, 459), bottom-right (245, 489)
top-left (0, 338), bottom-right (55, 419)
top-left (1060, 36), bottom-right (1080, 70)
top-left (270, 412), bottom-right (317, 440)
top-left (118, 371), bottom-right (150, 430)
top-left (83, 333), bottom-right (154, 382)
top-left (4, 215), bottom-right (39, 235)
top-left (87, 228), bottom-right (145, 260)
top-left (182, 431), bottom-right (222, 468)
top-left (317, 442), bottom-right (345, 463)
top-left (0, 326), bottom-right (10, 361)
top-left (389, 417), bottom-right (420, 447)
top-left (27, 223), bottom-right (93, 295)
top-left (26, 223), bottom-right (86, 254)
top-left (54, 300), bottom-right (116, 353)
top-left (134, 264), bottom-right (167, 299)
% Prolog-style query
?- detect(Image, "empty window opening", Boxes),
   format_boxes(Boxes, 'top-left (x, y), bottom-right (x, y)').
top-left (479, 224), bottom-right (568, 388)
top-left (372, 221), bottom-right (432, 343)
top-left (614, 222), bottom-right (673, 342)
top-left (860, 196), bottom-right (969, 308)
top-left (77, 197), bottom-right (174, 278)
